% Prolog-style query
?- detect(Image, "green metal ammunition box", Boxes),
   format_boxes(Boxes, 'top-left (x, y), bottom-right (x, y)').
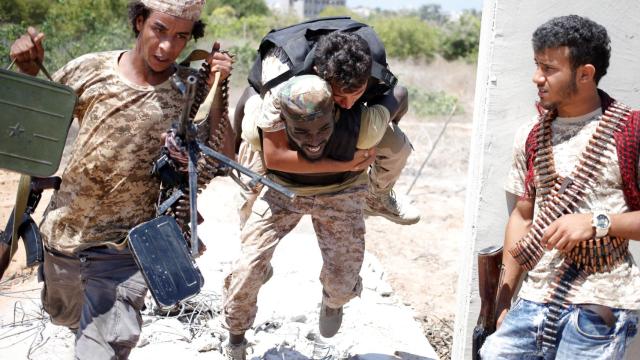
top-left (0, 68), bottom-right (76, 176)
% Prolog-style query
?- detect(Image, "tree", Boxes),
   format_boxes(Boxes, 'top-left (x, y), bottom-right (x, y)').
top-left (417, 4), bottom-right (448, 25)
top-left (204, 0), bottom-right (269, 18)
top-left (0, 0), bottom-right (51, 24)
top-left (441, 10), bottom-right (481, 62)
top-left (39, 0), bottom-right (130, 70)
top-left (318, 6), bottom-right (362, 20)
top-left (371, 16), bottom-right (441, 60)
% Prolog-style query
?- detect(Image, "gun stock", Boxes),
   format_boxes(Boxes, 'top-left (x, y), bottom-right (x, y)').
top-left (0, 210), bottom-right (16, 279)
top-left (0, 176), bottom-right (60, 280)
top-left (472, 245), bottom-right (503, 360)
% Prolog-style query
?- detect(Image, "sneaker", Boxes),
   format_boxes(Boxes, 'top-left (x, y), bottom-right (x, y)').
top-left (223, 339), bottom-right (248, 360)
top-left (364, 189), bottom-right (420, 225)
top-left (319, 299), bottom-right (343, 338)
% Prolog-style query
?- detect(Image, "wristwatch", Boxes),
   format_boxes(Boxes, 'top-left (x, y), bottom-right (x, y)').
top-left (592, 212), bottom-right (611, 238)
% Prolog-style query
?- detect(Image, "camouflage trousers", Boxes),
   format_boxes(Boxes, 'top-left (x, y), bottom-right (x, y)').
top-left (223, 184), bottom-right (367, 335)
top-left (235, 122), bottom-right (412, 228)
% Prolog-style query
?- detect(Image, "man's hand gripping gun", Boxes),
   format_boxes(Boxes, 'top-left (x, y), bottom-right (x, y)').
top-left (154, 73), bottom-right (295, 257)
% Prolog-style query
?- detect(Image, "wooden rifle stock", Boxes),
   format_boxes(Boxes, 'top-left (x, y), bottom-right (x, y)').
top-left (472, 245), bottom-right (503, 360)
top-left (0, 176), bottom-right (61, 280)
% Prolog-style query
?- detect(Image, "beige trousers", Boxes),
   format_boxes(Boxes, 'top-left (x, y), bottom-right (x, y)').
top-left (223, 185), bottom-right (367, 334)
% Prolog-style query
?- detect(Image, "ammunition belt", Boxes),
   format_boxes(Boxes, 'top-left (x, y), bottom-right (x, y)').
top-left (508, 101), bottom-right (632, 352)
top-left (162, 54), bottom-right (234, 232)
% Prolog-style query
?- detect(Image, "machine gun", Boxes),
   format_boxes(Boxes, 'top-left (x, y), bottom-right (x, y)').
top-left (129, 52), bottom-right (295, 309)
top-left (158, 72), bottom-right (296, 256)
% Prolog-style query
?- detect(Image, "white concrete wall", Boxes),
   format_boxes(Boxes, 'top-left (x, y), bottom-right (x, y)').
top-left (453, 1), bottom-right (640, 359)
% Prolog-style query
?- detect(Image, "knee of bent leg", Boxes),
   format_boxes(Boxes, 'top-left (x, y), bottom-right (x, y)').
top-left (377, 123), bottom-right (412, 159)
top-left (392, 85), bottom-right (409, 122)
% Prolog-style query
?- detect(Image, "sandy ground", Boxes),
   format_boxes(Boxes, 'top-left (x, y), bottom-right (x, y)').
top-left (0, 175), bottom-right (438, 360)
top-left (0, 58), bottom-right (475, 359)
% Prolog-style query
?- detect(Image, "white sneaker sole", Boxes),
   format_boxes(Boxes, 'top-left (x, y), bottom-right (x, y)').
top-left (363, 207), bottom-right (420, 225)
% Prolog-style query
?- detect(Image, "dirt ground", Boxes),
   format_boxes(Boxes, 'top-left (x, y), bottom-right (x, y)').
top-left (0, 58), bottom-right (475, 359)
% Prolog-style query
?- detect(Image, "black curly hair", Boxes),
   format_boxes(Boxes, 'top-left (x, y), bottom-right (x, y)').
top-left (532, 15), bottom-right (610, 84)
top-left (127, 1), bottom-right (205, 40)
top-left (314, 31), bottom-right (372, 92)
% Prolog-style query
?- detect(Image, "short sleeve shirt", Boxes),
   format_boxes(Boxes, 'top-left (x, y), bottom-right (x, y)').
top-left (41, 51), bottom-right (193, 254)
top-left (506, 108), bottom-right (640, 310)
top-left (256, 53), bottom-right (291, 132)
top-left (240, 76), bottom-right (389, 196)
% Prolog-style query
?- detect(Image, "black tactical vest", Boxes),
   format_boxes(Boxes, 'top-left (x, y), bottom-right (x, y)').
top-left (268, 104), bottom-right (363, 186)
top-left (248, 17), bottom-right (397, 98)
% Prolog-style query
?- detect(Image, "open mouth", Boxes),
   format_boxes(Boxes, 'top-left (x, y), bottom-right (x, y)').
top-left (154, 55), bottom-right (170, 64)
top-left (304, 144), bottom-right (323, 154)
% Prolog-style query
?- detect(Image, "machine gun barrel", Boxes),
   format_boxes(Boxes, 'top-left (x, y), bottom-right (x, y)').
top-left (170, 73), bottom-right (201, 256)
top-left (166, 70), bottom-right (295, 259)
top-left (198, 143), bottom-right (296, 200)
top-left (174, 75), bottom-right (198, 142)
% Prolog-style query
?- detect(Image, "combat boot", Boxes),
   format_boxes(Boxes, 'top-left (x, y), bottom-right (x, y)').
top-left (223, 339), bottom-right (248, 360)
top-left (364, 189), bottom-right (420, 225)
top-left (319, 299), bottom-right (343, 338)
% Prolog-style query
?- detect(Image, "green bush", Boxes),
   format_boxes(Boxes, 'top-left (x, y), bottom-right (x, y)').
top-left (416, 4), bottom-right (448, 25)
top-left (1, 1), bottom-right (480, 74)
top-left (370, 16), bottom-right (441, 61)
top-left (228, 42), bottom-right (258, 77)
top-left (441, 11), bottom-right (481, 62)
top-left (318, 6), bottom-right (363, 21)
top-left (408, 86), bottom-right (461, 117)
top-left (205, 13), bottom-right (301, 43)
top-left (204, 0), bottom-right (270, 18)
top-left (0, 0), bottom-right (51, 23)
top-left (1, 0), bottom-right (132, 71)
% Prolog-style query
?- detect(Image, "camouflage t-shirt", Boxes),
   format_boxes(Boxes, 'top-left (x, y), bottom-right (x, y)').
top-left (41, 51), bottom-right (192, 254)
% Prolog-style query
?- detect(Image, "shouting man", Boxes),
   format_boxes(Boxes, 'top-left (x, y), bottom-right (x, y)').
top-left (9, 1), bottom-right (232, 358)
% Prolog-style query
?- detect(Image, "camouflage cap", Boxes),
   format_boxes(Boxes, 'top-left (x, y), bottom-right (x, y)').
top-left (141, 0), bottom-right (205, 21)
top-left (278, 75), bottom-right (334, 123)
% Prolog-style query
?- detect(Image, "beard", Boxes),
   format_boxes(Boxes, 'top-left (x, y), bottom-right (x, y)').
top-left (287, 138), bottom-right (327, 161)
top-left (539, 71), bottom-right (579, 111)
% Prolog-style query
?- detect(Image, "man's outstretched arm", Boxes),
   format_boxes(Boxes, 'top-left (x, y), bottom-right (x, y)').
top-left (261, 87), bottom-right (405, 174)
top-left (261, 129), bottom-right (374, 173)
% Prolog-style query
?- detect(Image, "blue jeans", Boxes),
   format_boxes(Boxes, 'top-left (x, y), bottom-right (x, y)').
top-left (480, 299), bottom-right (638, 360)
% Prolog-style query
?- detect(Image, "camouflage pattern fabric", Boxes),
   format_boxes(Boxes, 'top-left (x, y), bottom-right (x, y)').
top-left (141, 0), bottom-right (205, 21)
top-left (40, 51), bottom-right (196, 255)
top-left (278, 74), bottom-right (334, 123)
top-left (236, 140), bottom-right (266, 229)
top-left (223, 184), bottom-right (367, 334)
